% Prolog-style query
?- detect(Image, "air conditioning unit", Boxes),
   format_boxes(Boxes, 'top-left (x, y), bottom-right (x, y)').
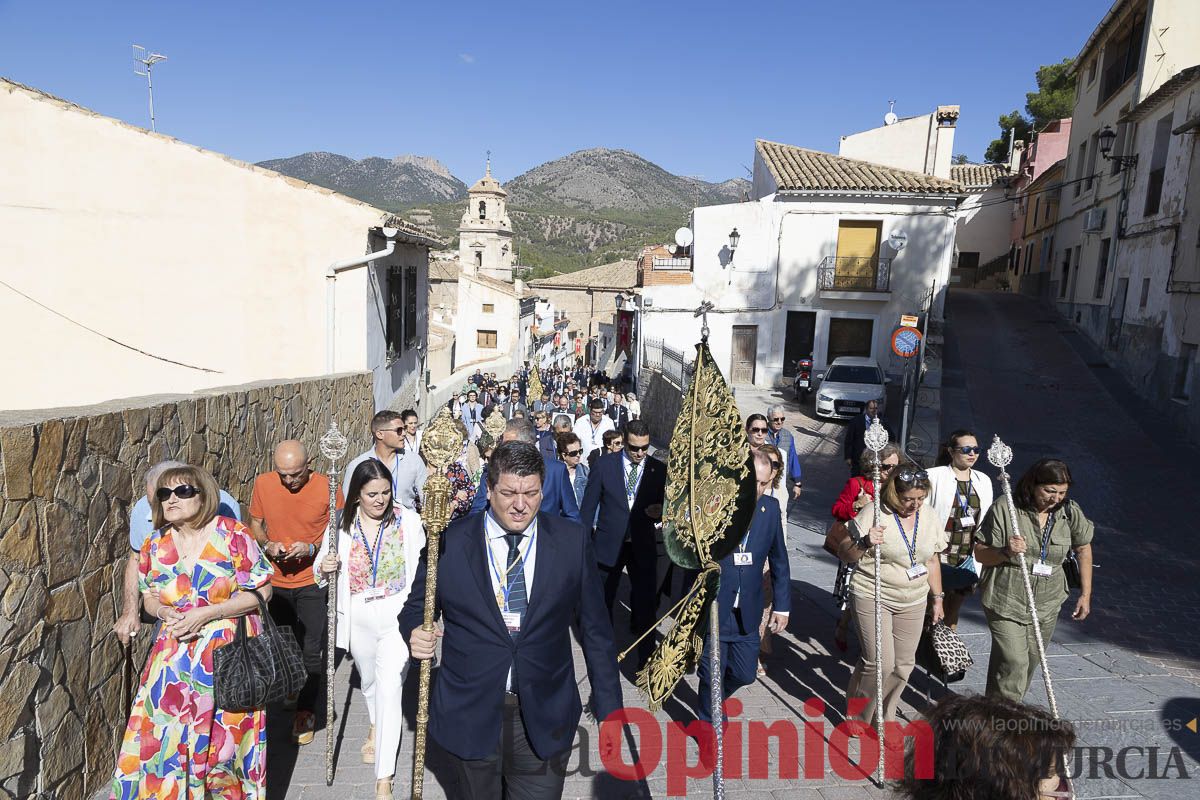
top-left (1083, 207), bottom-right (1106, 233)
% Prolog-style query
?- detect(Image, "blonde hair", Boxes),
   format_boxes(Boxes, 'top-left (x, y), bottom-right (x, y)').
top-left (760, 443), bottom-right (784, 490)
top-left (880, 467), bottom-right (930, 514)
top-left (151, 464), bottom-right (221, 530)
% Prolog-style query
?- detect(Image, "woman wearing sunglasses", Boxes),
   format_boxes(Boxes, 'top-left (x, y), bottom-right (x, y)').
top-left (111, 465), bottom-right (272, 799)
top-left (841, 466), bottom-right (947, 724)
top-left (974, 458), bottom-right (1094, 702)
top-left (557, 431), bottom-right (589, 508)
top-left (315, 458), bottom-right (426, 799)
top-left (829, 444), bottom-right (903, 651)
top-left (926, 430), bottom-right (995, 630)
top-left (745, 414), bottom-right (769, 452)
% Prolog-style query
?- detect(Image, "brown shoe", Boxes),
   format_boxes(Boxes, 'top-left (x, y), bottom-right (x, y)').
top-left (362, 724), bottom-right (376, 764)
top-left (292, 711), bottom-right (316, 746)
top-left (375, 778), bottom-right (393, 799)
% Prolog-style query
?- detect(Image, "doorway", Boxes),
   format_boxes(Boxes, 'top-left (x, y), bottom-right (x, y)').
top-left (731, 325), bottom-right (758, 384)
top-left (783, 311), bottom-right (816, 378)
top-left (826, 317), bottom-right (874, 363)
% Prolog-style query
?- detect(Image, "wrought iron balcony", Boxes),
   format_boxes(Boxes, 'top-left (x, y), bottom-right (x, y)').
top-left (817, 256), bottom-right (892, 292)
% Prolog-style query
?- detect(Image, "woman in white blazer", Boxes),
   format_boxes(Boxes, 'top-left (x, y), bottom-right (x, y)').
top-left (314, 458), bottom-right (426, 800)
top-left (925, 429), bottom-right (994, 630)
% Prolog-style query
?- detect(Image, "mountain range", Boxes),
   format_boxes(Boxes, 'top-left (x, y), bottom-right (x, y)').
top-left (255, 147), bottom-right (750, 275)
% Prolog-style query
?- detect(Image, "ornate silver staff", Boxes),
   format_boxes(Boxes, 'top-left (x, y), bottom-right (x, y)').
top-left (318, 422), bottom-right (349, 787)
top-left (411, 408), bottom-right (463, 799)
top-left (710, 591), bottom-right (724, 800)
top-left (863, 417), bottom-right (889, 782)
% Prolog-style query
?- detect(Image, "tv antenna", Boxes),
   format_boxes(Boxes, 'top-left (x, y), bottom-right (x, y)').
top-left (132, 45), bottom-right (168, 131)
top-left (884, 99), bottom-right (898, 126)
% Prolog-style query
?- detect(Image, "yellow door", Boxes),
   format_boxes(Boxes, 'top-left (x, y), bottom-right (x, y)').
top-left (835, 221), bottom-right (882, 289)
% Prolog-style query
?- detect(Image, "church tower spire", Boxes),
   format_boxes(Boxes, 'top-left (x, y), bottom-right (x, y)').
top-left (458, 155), bottom-right (514, 281)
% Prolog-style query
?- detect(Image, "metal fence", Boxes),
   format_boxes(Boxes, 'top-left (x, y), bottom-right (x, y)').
top-left (643, 337), bottom-right (694, 387)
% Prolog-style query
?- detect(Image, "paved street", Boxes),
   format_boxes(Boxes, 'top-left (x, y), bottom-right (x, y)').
top-left (265, 289), bottom-right (1200, 799)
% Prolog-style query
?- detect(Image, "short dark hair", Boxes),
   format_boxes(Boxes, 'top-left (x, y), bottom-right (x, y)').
top-left (556, 431), bottom-right (581, 456)
top-left (936, 428), bottom-right (978, 467)
top-left (1014, 458), bottom-right (1073, 511)
top-left (342, 458), bottom-right (396, 532)
top-left (602, 429), bottom-right (623, 447)
top-left (401, 409), bottom-right (418, 423)
top-left (370, 410), bottom-right (403, 433)
top-left (896, 693), bottom-right (1074, 800)
top-left (745, 413), bottom-right (767, 431)
top-left (487, 441), bottom-right (545, 489)
top-left (625, 419), bottom-right (650, 439)
top-left (588, 398), bottom-right (605, 411)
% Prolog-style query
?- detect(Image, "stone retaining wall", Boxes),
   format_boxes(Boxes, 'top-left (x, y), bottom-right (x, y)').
top-left (636, 366), bottom-right (686, 445)
top-left (0, 372), bottom-right (373, 800)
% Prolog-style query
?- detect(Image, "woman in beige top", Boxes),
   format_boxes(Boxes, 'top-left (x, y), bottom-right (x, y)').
top-left (839, 467), bottom-right (946, 723)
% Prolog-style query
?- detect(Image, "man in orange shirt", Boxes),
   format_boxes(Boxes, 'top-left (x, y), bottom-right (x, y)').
top-left (249, 439), bottom-right (344, 745)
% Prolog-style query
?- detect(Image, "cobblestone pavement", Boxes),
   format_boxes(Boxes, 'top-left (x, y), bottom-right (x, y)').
top-left (262, 292), bottom-right (1200, 798)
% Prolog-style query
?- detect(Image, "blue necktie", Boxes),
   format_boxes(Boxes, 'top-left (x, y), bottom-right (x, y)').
top-left (504, 534), bottom-right (527, 638)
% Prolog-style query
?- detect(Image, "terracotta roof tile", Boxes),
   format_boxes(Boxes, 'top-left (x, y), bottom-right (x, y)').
top-left (757, 139), bottom-right (963, 194)
top-left (526, 259), bottom-right (638, 289)
top-left (950, 163), bottom-right (1010, 188)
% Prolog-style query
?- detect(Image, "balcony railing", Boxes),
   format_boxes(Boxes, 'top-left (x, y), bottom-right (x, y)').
top-left (651, 256), bottom-right (692, 271)
top-left (817, 256), bottom-right (891, 292)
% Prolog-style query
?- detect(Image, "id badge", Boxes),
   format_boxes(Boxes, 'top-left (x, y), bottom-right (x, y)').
top-left (501, 611), bottom-right (521, 633)
top-left (905, 564), bottom-right (928, 581)
top-left (958, 513), bottom-right (976, 528)
top-left (733, 552), bottom-right (753, 566)
top-left (1032, 561), bottom-right (1053, 577)
top-left (363, 586), bottom-right (386, 602)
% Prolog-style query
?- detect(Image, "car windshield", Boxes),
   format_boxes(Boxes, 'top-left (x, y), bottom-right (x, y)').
top-left (825, 365), bottom-right (881, 385)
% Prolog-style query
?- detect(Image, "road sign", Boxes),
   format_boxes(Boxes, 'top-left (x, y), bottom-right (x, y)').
top-left (891, 326), bottom-right (922, 358)
top-left (900, 314), bottom-right (920, 328)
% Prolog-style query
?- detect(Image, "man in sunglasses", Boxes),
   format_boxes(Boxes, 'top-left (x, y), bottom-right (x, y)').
top-left (844, 399), bottom-right (892, 478)
top-left (579, 419), bottom-right (667, 668)
top-left (113, 460), bottom-right (241, 645)
top-left (766, 404), bottom-right (804, 501)
top-left (343, 410), bottom-right (428, 511)
top-left (249, 439), bottom-right (345, 745)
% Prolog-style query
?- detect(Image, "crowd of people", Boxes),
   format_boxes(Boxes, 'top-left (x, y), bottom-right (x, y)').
top-left (107, 364), bottom-right (1092, 800)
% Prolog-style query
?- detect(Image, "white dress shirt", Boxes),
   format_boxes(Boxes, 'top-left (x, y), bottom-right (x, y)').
top-left (483, 511), bottom-right (539, 690)
top-left (573, 414), bottom-right (615, 460)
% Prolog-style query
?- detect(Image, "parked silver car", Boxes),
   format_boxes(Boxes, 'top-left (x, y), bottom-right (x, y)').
top-left (814, 357), bottom-right (889, 420)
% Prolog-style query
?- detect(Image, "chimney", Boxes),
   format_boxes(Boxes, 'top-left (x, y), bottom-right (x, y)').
top-left (931, 105), bottom-right (959, 179)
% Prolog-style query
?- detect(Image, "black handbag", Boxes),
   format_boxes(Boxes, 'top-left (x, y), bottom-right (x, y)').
top-left (1062, 549), bottom-right (1082, 589)
top-left (213, 587), bottom-right (307, 711)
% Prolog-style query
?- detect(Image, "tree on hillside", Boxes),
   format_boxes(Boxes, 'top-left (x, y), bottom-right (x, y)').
top-left (952, 153), bottom-right (971, 165)
top-left (984, 57), bottom-right (1075, 163)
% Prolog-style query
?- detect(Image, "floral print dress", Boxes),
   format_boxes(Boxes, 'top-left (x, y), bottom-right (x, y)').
top-left (111, 516), bottom-right (271, 800)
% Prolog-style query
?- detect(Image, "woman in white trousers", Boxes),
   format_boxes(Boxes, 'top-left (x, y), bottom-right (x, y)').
top-left (315, 458), bottom-right (426, 800)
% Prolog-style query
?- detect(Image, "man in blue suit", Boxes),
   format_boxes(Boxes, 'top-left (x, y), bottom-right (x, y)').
top-left (696, 449), bottom-right (791, 722)
top-left (402, 442), bottom-right (622, 798)
top-left (578, 419), bottom-right (666, 668)
top-left (470, 418), bottom-right (581, 523)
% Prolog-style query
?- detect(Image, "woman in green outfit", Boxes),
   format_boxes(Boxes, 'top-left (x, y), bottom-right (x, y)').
top-left (973, 458), bottom-right (1094, 702)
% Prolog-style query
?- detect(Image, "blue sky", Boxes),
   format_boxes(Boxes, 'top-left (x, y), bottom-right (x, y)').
top-left (0, 0), bottom-right (1108, 184)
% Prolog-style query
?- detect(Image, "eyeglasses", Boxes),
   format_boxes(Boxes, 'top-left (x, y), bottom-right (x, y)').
top-left (770, 417), bottom-right (785, 422)
top-left (378, 426), bottom-right (404, 434)
top-left (749, 427), bottom-right (768, 433)
top-left (564, 449), bottom-right (582, 457)
top-left (769, 461), bottom-right (782, 470)
top-left (896, 468), bottom-right (930, 483)
top-left (156, 485), bottom-right (201, 501)
top-left (626, 444), bottom-right (650, 453)
top-left (956, 446), bottom-right (981, 455)
top-left (879, 462), bottom-right (898, 471)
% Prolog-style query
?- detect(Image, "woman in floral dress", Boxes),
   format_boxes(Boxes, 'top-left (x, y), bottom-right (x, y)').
top-left (111, 465), bottom-right (271, 800)
top-left (316, 458), bottom-right (426, 799)
top-left (446, 420), bottom-right (479, 522)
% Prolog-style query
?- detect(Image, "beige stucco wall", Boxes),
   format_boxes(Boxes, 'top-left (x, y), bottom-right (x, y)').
top-left (0, 372), bottom-right (372, 800)
top-left (0, 81), bottom-right (425, 413)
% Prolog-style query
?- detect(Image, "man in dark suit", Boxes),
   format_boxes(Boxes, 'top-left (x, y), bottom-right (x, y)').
top-left (606, 393), bottom-right (630, 430)
top-left (498, 386), bottom-right (527, 421)
top-left (471, 419), bottom-right (581, 523)
top-left (578, 418), bottom-right (666, 668)
top-left (402, 442), bottom-right (622, 798)
top-left (696, 449), bottom-right (791, 722)
top-left (844, 399), bottom-right (891, 477)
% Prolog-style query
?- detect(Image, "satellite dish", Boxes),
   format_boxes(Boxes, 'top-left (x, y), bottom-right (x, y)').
top-left (888, 230), bottom-right (908, 251)
top-left (674, 227), bottom-right (694, 248)
top-left (884, 112), bottom-right (898, 126)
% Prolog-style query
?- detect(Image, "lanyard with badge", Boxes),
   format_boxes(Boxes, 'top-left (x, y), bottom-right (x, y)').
top-left (390, 454), bottom-right (404, 505)
top-left (733, 526), bottom-right (754, 567)
top-left (355, 516), bottom-right (389, 601)
top-left (894, 510), bottom-right (927, 580)
top-left (954, 476), bottom-right (976, 528)
top-left (1032, 511), bottom-right (1056, 577)
top-left (486, 525), bottom-right (538, 633)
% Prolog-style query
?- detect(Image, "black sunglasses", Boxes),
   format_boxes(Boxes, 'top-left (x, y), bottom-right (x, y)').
top-left (564, 448), bottom-right (582, 457)
top-left (956, 446), bottom-right (981, 455)
top-left (156, 485), bottom-right (201, 501)
top-left (749, 427), bottom-right (768, 433)
top-left (626, 443), bottom-right (649, 453)
top-left (770, 417), bottom-right (785, 422)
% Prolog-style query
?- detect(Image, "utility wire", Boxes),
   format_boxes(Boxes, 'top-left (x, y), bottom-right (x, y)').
top-left (0, 278), bottom-right (223, 374)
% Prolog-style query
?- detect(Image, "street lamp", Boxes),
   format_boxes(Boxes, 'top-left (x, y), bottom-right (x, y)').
top-left (728, 228), bottom-right (741, 258)
top-left (1098, 125), bottom-right (1137, 171)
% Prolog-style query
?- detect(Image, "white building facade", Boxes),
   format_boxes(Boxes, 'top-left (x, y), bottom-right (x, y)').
top-left (639, 139), bottom-right (962, 388)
